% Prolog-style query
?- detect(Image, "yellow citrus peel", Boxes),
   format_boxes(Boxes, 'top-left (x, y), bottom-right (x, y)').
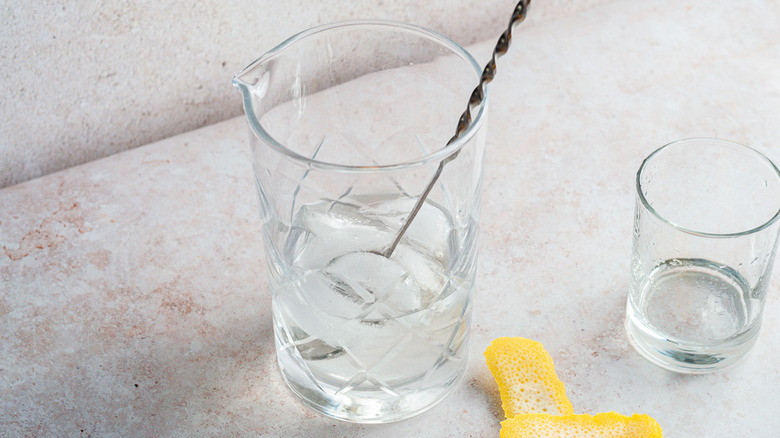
top-left (484, 337), bottom-right (574, 418)
top-left (485, 337), bottom-right (663, 437)
top-left (499, 412), bottom-right (663, 438)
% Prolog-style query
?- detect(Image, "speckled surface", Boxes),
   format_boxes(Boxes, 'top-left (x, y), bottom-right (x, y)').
top-left (2, 0), bottom-right (780, 436)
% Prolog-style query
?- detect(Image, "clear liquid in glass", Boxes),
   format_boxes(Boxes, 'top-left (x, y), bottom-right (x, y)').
top-left (626, 258), bottom-right (761, 372)
top-left (270, 198), bottom-right (475, 422)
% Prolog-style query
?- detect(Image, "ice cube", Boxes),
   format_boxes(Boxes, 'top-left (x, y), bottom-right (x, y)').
top-left (362, 197), bottom-right (414, 230)
top-left (325, 251), bottom-right (423, 318)
top-left (294, 202), bottom-right (393, 269)
top-left (363, 198), bottom-right (454, 260)
top-left (391, 244), bottom-right (446, 301)
top-left (275, 283), bottom-right (335, 346)
top-left (298, 269), bottom-right (373, 320)
top-left (301, 201), bottom-right (384, 233)
top-left (404, 201), bottom-right (453, 260)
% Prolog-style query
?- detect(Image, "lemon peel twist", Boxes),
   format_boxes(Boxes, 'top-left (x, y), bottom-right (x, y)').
top-left (484, 337), bottom-right (574, 417)
top-left (485, 337), bottom-right (663, 437)
top-left (500, 412), bottom-right (663, 438)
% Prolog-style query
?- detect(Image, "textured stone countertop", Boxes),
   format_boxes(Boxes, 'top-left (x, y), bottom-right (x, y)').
top-left (2, 0), bottom-right (780, 436)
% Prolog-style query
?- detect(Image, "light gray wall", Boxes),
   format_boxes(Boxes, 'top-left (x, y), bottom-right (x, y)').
top-left (0, 0), bottom-right (612, 188)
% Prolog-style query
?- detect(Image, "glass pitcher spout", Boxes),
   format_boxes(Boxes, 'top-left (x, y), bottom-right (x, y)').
top-left (232, 58), bottom-right (273, 132)
top-left (232, 57), bottom-right (270, 96)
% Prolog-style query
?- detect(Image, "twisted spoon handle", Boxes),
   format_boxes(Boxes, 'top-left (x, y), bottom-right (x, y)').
top-left (380, 0), bottom-right (531, 258)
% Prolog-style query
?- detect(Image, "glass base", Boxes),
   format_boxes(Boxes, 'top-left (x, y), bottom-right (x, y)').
top-left (277, 354), bottom-right (465, 423)
top-left (625, 302), bottom-right (760, 374)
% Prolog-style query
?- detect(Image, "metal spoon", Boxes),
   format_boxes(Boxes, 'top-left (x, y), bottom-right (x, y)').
top-left (379, 0), bottom-right (531, 258)
top-left (292, 1), bottom-right (532, 362)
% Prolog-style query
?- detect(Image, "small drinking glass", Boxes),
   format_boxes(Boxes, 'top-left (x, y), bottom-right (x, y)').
top-left (626, 138), bottom-right (780, 373)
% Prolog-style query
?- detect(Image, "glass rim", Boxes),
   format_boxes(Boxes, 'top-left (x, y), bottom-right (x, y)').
top-left (636, 137), bottom-right (780, 238)
top-left (232, 20), bottom-right (488, 174)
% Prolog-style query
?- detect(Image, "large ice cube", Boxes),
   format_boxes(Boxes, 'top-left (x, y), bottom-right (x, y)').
top-left (404, 201), bottom-right (454, 261)
top-left (275, 283), bottom-right (335, 346)
top-left (299, 269), bottom-right (373, 320)
top-left (325, 251), bottom-right (423, 318)
top-left (391, 244), bottom-right (446, 303)
top-left (294, 202), bottom-right (394, 270)
top-left (363, 198), bottom-right (454, 260)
